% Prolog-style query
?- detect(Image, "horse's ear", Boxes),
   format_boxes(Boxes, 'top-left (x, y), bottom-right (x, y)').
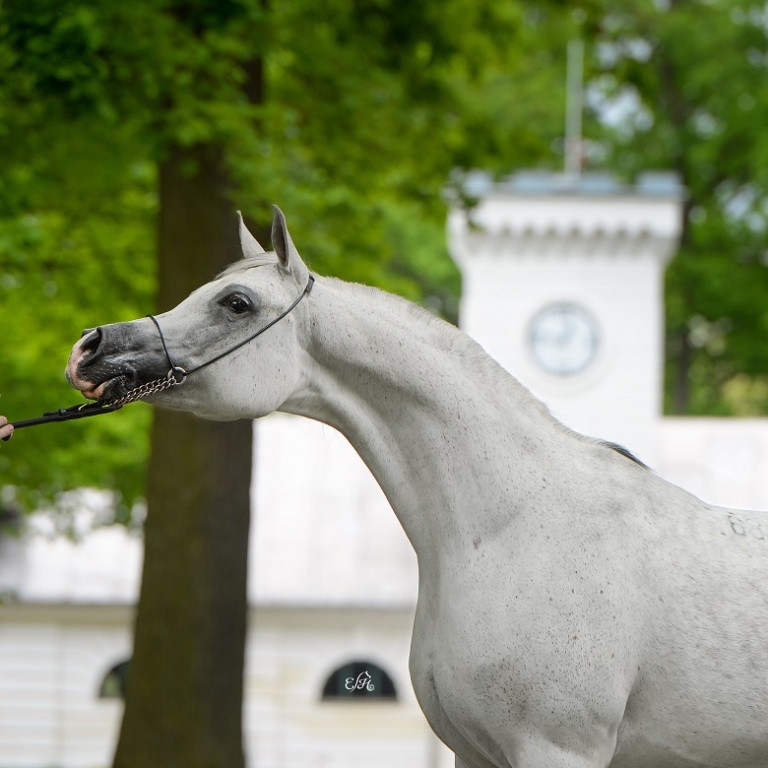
top-left (271, 205), bottom-right (306, 276)
top-left (237, 211), bottom-right (266, 258)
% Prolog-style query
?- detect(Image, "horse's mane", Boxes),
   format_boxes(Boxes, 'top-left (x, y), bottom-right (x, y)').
top-left (327, 279), bottom-right (647, 468)
top-left (329, 279), bottom-right (540, 399)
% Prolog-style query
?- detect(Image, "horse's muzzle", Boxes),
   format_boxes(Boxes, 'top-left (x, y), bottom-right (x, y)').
top-left (67, 320), bottom-right (169, 401)
top-left (66, 331), bottom-right (106, 399)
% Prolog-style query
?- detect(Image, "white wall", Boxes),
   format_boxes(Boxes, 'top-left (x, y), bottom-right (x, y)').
top-left (0, 604), bottom-right (452, 768)
top-left (251, 415), bottom-right (418, 608)
top-left (656, 418), bottom-right (768, 512)
top-left (0, 605), bottom-right (132, 768)
top-left (246, 607), bottom-right (452, 768)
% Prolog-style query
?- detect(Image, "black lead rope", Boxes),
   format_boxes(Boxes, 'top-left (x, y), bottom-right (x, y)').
top-left (10, 402), bottom-right (124, 429)
top-left (5, 274), bottom-right (315, 441)
top-left (3, 401), bottom-right (124, 441)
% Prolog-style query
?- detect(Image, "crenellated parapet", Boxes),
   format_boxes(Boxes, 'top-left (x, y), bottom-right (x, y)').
top-left (448, 170), bottom-right (683, 262)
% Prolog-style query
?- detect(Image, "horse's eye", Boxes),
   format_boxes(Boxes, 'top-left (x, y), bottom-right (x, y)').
top-left (224, 293), bottom-right (252, 314)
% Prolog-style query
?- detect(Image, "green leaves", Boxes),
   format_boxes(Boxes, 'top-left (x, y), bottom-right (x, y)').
top-left (583, 0), bottom-right (768, 413)
top-left (0, 0), bottom-right (579, 508)
top-left (0, 168), bottom-right (156, 511)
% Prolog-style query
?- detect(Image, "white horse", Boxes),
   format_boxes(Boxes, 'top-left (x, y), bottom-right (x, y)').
top-left (67, 207), bottom-right (768, 768)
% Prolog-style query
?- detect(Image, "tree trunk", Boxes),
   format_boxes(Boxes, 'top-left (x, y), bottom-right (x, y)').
top-left (113, 143), bottom-right (252, 768)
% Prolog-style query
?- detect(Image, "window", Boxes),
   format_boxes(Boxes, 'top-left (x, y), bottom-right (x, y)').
top-left (98, 659), bottom-right (131, 699)
top-left (321, 660), bottom-right (397, 701)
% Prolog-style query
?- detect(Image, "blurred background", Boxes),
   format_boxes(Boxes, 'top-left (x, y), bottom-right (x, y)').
top-left (3, 1), bottom-right (768, 766)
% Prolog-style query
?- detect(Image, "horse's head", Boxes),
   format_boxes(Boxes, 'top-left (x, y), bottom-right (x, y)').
top-left (66, 206), bottom-right (313, 420)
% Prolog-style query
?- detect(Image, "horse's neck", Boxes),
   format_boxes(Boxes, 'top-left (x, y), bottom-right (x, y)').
top-left (285, 277), bottom-right (567, 554)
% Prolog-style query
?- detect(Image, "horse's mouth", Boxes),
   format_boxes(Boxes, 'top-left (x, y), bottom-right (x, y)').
top-left (80, 378), bottom-right (111, 401)
top-left (66, 359), bottom-right (133, 402)
top-left (86, 375), bottom-right (137, 403)
top-left (81, 382), bottom-right (106, 401)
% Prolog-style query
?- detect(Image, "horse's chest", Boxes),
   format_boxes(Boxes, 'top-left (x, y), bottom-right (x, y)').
top-left (409, 598), bottom-right (523, 767)
top-left (410, 640), bottom-right (501, 768)
top-left (409, 561), bottom-right (635, 767)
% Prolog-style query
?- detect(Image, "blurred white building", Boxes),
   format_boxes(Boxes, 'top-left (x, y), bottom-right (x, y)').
top-left (3, 170), bottom-right (768, 768)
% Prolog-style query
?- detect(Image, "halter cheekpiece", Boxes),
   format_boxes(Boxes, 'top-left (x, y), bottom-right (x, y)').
top-left (147, 273), bottom-right (314, 384)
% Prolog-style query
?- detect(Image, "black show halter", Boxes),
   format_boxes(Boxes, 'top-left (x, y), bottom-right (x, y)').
top-left (6, 275), bottom-right (314, 439)
top-left (148, 274), bottom-right (314, 383)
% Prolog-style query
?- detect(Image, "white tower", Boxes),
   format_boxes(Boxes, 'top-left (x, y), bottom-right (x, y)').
top-left (448, 170), bottom-right (683, 465)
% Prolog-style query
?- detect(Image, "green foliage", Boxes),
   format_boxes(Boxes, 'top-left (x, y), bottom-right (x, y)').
top-left (0, 0), bottom-right (574, 509)
top-left (21, 0), bottom-right (766, 506)
top-left (0, 12), bottom-right (160, 507)
top-left (0, 151), bottom-right (156, 511)
top-left (231, 0), bottom-right (576, 308)
top-left (582, 0), bottom-right (768, 414)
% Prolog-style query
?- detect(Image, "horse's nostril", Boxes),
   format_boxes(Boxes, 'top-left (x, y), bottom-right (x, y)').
top-left (79, 328), bottom-right (102, 356)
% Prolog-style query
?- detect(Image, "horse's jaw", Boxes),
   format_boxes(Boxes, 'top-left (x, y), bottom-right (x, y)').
top-left (138, 381), bottom-right (267, 422)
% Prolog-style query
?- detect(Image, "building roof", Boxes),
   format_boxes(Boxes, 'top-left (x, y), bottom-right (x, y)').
top-left (452, 169), bottom-right (684, 200)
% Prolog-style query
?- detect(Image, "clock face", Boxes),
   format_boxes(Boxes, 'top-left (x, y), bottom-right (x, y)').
top-left (528, 302), bottom-right (600, 376)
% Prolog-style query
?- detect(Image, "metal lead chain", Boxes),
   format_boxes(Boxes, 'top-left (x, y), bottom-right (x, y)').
top-left (107, 368), bottom-right (186, 407)
top-left (8, 368), bottom-right (188, 436)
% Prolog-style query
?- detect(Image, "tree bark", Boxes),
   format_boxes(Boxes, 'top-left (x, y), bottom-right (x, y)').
top-left (113, 143), bottom-right (252, 768)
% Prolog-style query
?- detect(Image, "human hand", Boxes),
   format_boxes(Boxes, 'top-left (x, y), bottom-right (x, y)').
top-left (0, 416), bottom-right (13, 442)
